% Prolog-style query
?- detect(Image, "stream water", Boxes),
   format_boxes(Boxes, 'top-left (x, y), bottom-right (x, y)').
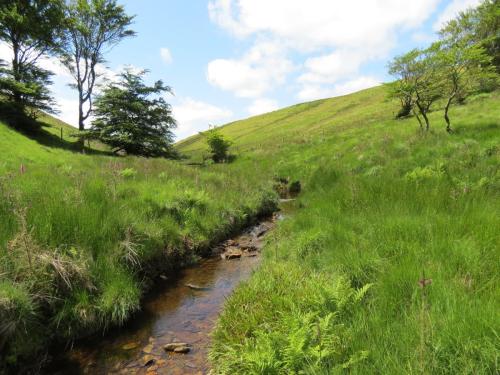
top-left (46, 217), bottom-right (278, 375)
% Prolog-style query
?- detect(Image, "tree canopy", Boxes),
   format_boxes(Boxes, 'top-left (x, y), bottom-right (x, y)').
top-left (83, 69), bottom-right (177, 157)
top-left (0, 0), bottom-right (64, 124)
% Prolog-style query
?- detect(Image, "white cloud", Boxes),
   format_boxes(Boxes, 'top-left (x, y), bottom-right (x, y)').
top-left (247, 98), bottom-right (279, 116)
top-left (207, 40), bottom-right (293, 98)
top-left (172, 97), bottom-right (233, 139)
top-left (206, 41), bottom-right (293, 98)
top-left (433, 0), bottom-right (481, 31)
top-left (55, 98), bottom-right (80, 126)
top-left (40, 56), bottom-right (73, 80)
top-left (208, 0), bottom-right (439, 104)
top-left (1, 41), bottom-right (73, 80)
top-left (299, 49), bottom-right (381, 85)
top-left (297, 76), bottom-right (380, 101)
top-left (209, 0), bottom-right (440, 51)
top-left (160, 47), bottom-right (173, 64)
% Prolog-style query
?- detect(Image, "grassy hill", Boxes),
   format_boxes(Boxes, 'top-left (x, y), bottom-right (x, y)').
top-left (178, 86), bottom-right (500, 374)
top-left (1, 85), bottom-right (498, 373)
top-left (0, 114), bottom-right (276, 371)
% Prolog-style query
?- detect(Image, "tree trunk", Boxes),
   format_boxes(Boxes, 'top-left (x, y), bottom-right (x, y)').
top-left (444, 102), bottom-right (452, 133)
top-left (422, 112), bottom-right (430, 132)
top-left (78, 92), bottom-right (85, 131)
top-left (416, 102), bottom-right (430, 131)
top-left (11, 41), bottom-right (22, 105)
top-left (413, 109), bottom-right (424, 131)
top-left (77, 94), bottom-right (86, 150)
top-left (444, 95), bottom-right (455, 134)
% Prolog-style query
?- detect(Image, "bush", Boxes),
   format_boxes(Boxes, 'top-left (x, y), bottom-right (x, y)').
top-left (119, 168), bottom-right (137, 179)
top-left (405, 164), bottom-right (445, 182)
top-left (205, 128), bottom-right (232, 163)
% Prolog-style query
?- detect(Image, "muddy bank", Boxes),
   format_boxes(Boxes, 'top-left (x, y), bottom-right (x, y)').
top-left (45, 216), bottom-right (280, 374)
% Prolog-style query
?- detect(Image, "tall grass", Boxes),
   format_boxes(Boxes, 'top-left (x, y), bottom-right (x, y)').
top-left (0, 117), bottom-right (277, 371)
top-left (176, 88), bottom-right (500, 374)
top-left (1, 85), bottom-right (498, 373)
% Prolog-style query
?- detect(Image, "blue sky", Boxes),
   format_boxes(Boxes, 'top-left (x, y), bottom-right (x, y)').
top-left (0, 0), bottom-right (482, 140)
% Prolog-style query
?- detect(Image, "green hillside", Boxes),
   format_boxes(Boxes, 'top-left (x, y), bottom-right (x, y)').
top-left (1, 85), bottom-right (499, 373)
top-left (0, 114), bottom-right (276, 371)
top-left (178, 86), bottom-right (500, 374)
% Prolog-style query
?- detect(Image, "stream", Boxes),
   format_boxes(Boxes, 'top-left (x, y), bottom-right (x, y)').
top-left (46, 215), bottom-right (280, 375)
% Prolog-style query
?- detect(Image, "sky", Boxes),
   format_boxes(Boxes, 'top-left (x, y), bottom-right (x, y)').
top-left (0, 0), bottom-right (482, 140)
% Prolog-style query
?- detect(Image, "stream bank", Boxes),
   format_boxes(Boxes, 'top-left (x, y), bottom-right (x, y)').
top-left (45, 214), bottom-right (282, 375)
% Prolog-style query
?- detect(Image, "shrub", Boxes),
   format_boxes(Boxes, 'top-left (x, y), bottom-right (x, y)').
top-left (405, 164), bottom-right (445, 182)
top-left (119, 168), bottom-right (137, 179)
top-left (205, 128), bottom-right (232, 163)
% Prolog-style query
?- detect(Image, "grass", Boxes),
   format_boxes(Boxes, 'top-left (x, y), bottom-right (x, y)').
top-left (177, 86), bottom-right (500, 374)
top-left (1, 85), bottom-right (498, 373)
top-left (0, 114), bottom-right (277, 372)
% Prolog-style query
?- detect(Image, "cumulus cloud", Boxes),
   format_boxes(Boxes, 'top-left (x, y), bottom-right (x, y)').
top-left (208, 0), bottom-right (440, 51)
top-left (208, 0), bottom-right (439, 102)
top-left (172, 97), bottom-right (233, 139)
top-left (207, 41), bottom-right (293, 98)
top-left (298, 48), bottom-right (384, 85)
top-left (160, 47), bottom-right (173, 64)
top-left (297, 76), bottom-right (380, 101)
top-left (433, 0), bottom-right (481, 31)
top-left (247, 98), bottom-right (279, 116)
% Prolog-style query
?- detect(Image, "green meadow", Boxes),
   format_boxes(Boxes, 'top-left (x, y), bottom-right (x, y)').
top-left (1, 85), bottom-right (499, 373)
top-left (178, 86), bottom-right (500, 374)
top-left (0, 115), bottom-right (276, 369)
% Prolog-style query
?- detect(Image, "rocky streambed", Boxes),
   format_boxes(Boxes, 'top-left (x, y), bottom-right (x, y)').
top-left (46, 215), bottom-right (279, 375)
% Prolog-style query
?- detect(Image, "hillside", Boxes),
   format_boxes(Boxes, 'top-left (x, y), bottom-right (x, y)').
top-left (1, 85), bottom-right (499, 373)
top-left (0, 114), bottom-right (276, 372)
top-left (178, 86), bottom-right (500, 373)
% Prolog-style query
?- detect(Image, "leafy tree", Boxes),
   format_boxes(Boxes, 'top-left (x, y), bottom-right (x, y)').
top-left (0, 0), bottom-right (63, 122)
top-left (0, 62), bottom-right (55, 120)
top-left (412, 46), bottom-right (442, 131)
top-left (434, 37), bottom-right (495, 132)
top-left (60, 0), bottom-right (135, 131)
top-left (474, 0), bottom-right (500, 72)
top-left (443, 0), bottom-right (500, 73)
top-left (205, 127), bottom-right (232, 163)
top-left (387, 50), bottom-right (419, 118)
top-left (388, 48), bottom-right (441, 131)
top-left (83, 69), bottom-right (177, 157)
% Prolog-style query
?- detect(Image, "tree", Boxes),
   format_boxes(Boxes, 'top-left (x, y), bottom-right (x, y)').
top-left (474, 0), bottom-right (500, 72)
top-left (205, 127), bottom-right (232, 163)
top-left (443, 0), bottom-right (500, 73)
top-left (0, 62), bottom-right (55, 120)
top-left (0, 0), bottom-right (63, 122)
top-left (60, 0), bottom-right (135, 131)
top-left (387, 50), bottom-right (420, 119)
top-left (434, 42), bottom-right (495, 133)
top-left (83, 69), bottom-right (177, 157)
top-left (388, 48), bottom-right (441, 131)
top-left (436, 8), bottom-right (498, 133)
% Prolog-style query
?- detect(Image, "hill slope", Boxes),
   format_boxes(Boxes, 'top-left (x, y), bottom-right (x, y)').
top-left (2, 85), bottom-right (499, 373)
top-left (178, 87), bottom-right (500, 374)
top-left (0, 114), bottom-right (276, 371)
